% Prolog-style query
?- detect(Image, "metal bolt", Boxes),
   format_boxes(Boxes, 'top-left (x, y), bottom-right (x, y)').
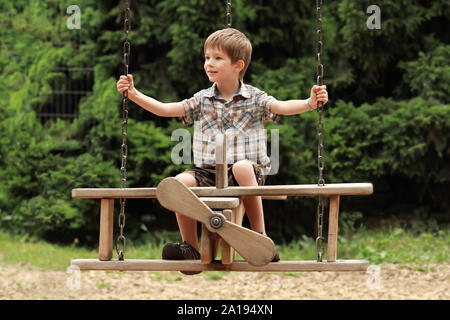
top-left (209, 215), bottom-right (224, 229)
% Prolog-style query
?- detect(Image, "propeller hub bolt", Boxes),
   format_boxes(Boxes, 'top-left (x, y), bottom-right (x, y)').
top-left (209, 215), bottom-right (224, 229)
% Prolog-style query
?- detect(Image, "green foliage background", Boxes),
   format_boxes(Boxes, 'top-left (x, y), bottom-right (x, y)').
top-left (0, 0), bottom-right (449, 245)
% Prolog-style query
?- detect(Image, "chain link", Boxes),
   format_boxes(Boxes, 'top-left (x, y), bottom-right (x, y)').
top-left (226, 0), bottom-right (232, 27)
top-left (315, 0), bottom-right (326, 262)
top-left (116, 0), bottom-right (131, 261)
top-left (315, 197), bottom-right (325, 261)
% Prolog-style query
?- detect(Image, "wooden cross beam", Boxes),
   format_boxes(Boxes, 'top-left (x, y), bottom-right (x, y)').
top-left (72, 183), bottom-right (373, 199)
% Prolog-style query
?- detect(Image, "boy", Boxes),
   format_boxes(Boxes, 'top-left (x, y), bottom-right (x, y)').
top-left (117, 28), bottom-right (328, 265)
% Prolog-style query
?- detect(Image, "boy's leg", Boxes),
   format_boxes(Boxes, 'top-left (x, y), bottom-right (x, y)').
top-left (231, 160), bottom-right (280, 262)
top-left (174, 173), bottom-right (199, 251)
top-left (162, 172), bottom-right (201, 274)
top-left (231, 160), bottom-right (266, 234)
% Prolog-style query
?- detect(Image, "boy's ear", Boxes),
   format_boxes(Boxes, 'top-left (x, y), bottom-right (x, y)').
top-left (235, 59), bottom-right (245, 73)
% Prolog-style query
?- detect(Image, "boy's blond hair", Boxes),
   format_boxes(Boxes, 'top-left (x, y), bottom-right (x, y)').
top-left (204, 28), bottom-right (252, 80)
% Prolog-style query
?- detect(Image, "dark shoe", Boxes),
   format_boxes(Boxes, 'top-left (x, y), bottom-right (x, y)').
top-left (258, 232), bottom-right (280, 262)
top-left (162, 241), bottom-right (201, 275)
top-left (272, 250), bottom-right (280, 262)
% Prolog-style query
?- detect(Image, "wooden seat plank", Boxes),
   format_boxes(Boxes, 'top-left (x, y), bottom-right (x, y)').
top-left (71, 259), bottom-right (369, 272)
top-left (199, 197), bottom-right (239, 209)
top-left (72, 183), bottom-right (373, 199)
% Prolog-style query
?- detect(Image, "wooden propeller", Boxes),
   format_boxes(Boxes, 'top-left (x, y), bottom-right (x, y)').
top-left (156, 177), bottom-right (276, 266)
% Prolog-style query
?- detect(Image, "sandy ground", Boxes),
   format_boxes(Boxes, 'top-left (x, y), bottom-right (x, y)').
top-left (0, 263), bottom-right (448, 300)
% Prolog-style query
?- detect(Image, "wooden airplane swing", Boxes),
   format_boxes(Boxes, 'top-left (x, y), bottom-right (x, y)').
top-left (70, 0), bottom-right (373, 273)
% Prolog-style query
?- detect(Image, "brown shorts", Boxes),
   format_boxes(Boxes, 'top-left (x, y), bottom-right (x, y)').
top-left (183, 162), bottom-right (267, 187)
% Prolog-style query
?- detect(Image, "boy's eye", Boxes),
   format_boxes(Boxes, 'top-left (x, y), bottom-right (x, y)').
top-left (204, 55), bottom-right (223, 61)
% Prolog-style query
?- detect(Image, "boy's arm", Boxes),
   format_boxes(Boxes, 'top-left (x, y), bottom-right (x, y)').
top-left (129, 90), bottom-right (185, 117)
top-left (270, 99), bottom-right (313, 116)
top-left (270, 85), bottom-right (328, 115)
top-left (117, 75), bottom-right (185, 117)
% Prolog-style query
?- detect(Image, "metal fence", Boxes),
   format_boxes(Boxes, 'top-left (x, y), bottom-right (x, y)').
top-left (36, 66), bottom-right (94, 124)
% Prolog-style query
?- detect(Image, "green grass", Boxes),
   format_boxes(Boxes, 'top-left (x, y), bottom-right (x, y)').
top-left (0, 231), bottom-right (167, 271)
top-left (346, 227), bottom-right (450, 264)
top-left (276, 227), bottom-right (449, 265)
top-left (0, 227), bottom-right (448, 272)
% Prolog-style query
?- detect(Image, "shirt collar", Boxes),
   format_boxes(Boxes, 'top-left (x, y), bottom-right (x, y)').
top-left (204, 81), bottom-right (251, 100)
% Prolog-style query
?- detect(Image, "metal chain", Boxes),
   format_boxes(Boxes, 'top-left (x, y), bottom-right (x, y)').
top-left (116, 0), bottom-right (131, 261)
top-left (314, 0), bottom-right (326, 262)
top-left (226, 0), bottom-right (232, 27)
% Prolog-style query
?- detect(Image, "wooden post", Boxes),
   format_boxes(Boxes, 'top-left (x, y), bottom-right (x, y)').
top-left (215, 133), bottom-right (228, 188)
top-left (227, 199), bottom-right (246, 263)
top-left (327, 195), bottom-right (340, 262)
top-left (201, 224), bottom-right (214, 264)
top-left (99, 199), bottom-right (114, 261)
top-left (220, 209), bottom-right (233, 264)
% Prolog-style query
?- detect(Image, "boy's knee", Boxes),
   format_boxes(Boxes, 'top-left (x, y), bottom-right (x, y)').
top-left (175, 172), bottom-right (197, 187)
top-left (232, 160), bottom-right (255, 178)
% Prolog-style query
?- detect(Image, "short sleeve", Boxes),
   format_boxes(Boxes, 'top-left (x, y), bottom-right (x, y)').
top-left (178, 92), bottom-right (202, 126)
top-left (256, 91), bottom-right (281, 123)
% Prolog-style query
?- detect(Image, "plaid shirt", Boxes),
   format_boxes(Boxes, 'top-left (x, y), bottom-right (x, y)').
top-left (179, 82), bottom-right (280, 174)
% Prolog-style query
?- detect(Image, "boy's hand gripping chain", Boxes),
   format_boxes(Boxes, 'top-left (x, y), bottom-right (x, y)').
top-left (156, 178), bottom-right (277, 266)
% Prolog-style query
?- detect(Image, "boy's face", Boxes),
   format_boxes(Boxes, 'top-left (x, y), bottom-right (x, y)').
top-left (204, 46), bottom-right (243, 84)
